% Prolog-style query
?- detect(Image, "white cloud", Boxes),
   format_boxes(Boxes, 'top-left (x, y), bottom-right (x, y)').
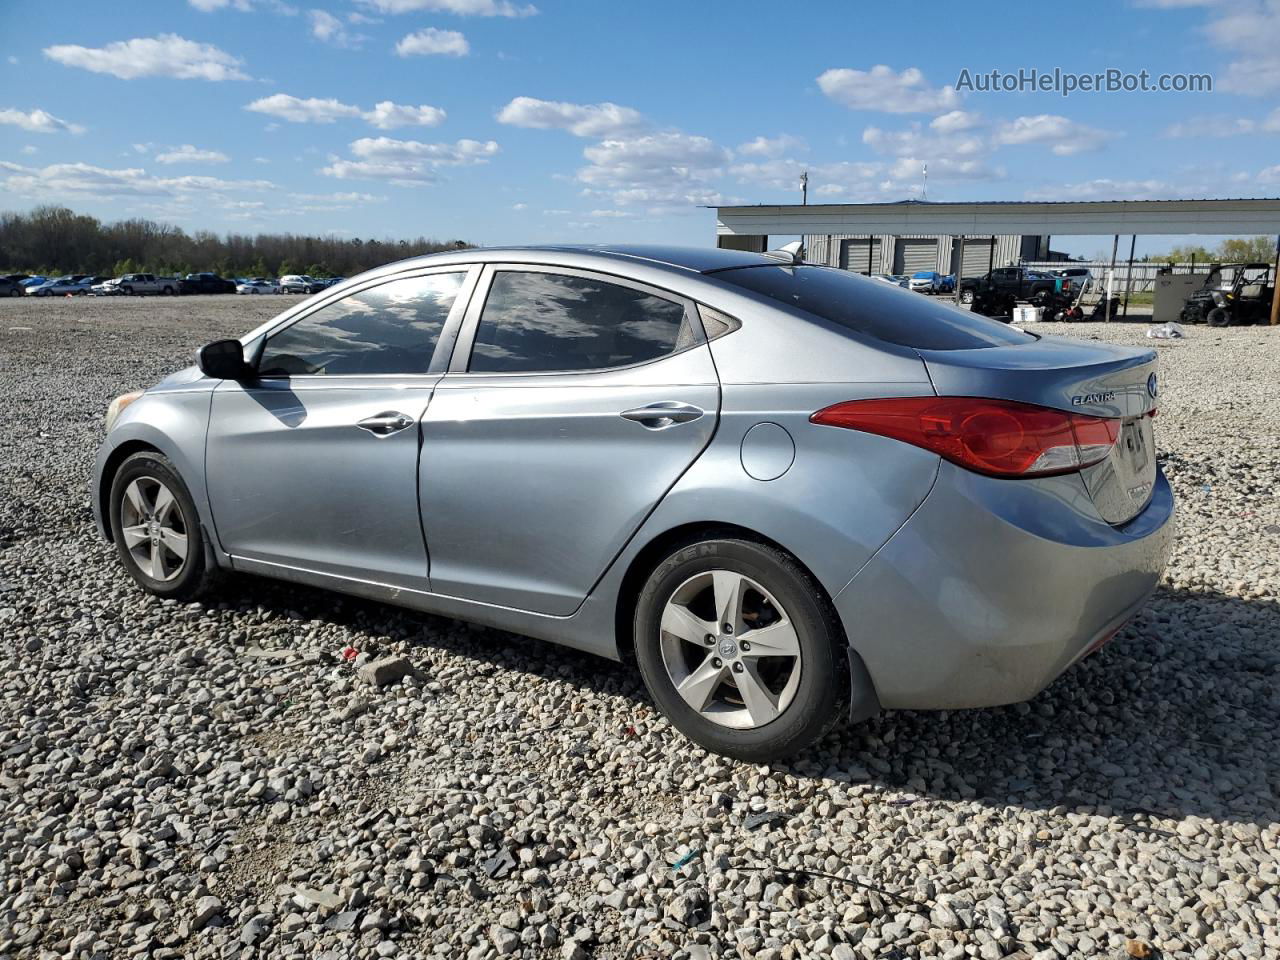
top-left (189, 0), bottom-right (253, 9)
top-left (43, 35), bottom-right (251, 81)
top-left (577, 132), bottom-right (730, 209)
top-left (993, 114), bottom-right (1116, 155)
top-left (321, 136), bottom-right (499, 185)
top-left (1164, 113), bottom-right (1272, 137)
top-left (1205, 0), bottom-right (1280, 93)
top-left (930, 110), bottom-right (982, 133)
top-left (154, 144), bottom-right (231, 165)
top-left (364, 101), bottom-right (447, 129)
top-left (1024, 178), bottom-right (1181, 201)
top-left (496, 96), bottom-right (646, 138)
top-left (730, 156), bottom-right (813, 190)
top-left (287, 190), bottom-right (385, 209)
top-left (863, 123), bottom-right (987, 159)
top-left (21, 145), bottom-right (37, 155)
top-left (246, 93), bottom-right (447, 129)
top-left (511, 201), bottom-right (527, 210)
top-left (887, 156), bottom-right (1001, 181)
top-left (0, 107), bottom-right (84, 134)
top-left (361, 0), bottom-right (535, 15)
top-left (246, 93), bottom-right (363, 123)
top-left (817, 65), bottom-right (959, 114)
top-left (736, 134), bottom-right (807, 157)
top-left (395, 28), bottom-right (470, 56)
top-left (0, 160), bottom-right (273, 198)
top-left (309, 10), bottom-right (366, 47)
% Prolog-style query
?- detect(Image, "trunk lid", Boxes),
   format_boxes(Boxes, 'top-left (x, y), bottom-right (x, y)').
top-left (917, 335), bottom-right (1159, 524)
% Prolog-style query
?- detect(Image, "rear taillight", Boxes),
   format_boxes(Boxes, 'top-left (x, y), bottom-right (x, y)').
top-left (810, 396), bottom-right (1121, 478)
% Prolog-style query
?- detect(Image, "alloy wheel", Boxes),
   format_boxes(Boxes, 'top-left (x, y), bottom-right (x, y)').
top-left (119, 477), bottom-right (189, 581)
top-left (659, 569), bottom-right (802, 730)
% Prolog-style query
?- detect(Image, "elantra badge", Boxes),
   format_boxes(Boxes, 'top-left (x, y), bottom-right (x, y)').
top-left (1071, 391), bottom-right (1116, 406)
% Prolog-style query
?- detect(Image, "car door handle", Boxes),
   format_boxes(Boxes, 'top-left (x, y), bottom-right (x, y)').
top-left (619, 401), bottom-right (704, 429)
top-left (356, 411), bottom-right (415, 436)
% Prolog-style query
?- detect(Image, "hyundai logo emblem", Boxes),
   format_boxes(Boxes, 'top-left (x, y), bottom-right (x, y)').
top-left (1147, 372), bottom-right (1158, 399)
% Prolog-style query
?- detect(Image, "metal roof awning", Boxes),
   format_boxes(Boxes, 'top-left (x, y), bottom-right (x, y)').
top-left (713, 198), bottom-right (1280, 237)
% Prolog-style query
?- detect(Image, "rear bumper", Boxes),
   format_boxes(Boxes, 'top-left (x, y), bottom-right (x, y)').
top-left (833, 461), bottom-right (1174, 710)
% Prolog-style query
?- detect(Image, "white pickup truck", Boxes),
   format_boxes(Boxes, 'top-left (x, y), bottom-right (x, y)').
top-left (98, 273), bottom-right (180, 296)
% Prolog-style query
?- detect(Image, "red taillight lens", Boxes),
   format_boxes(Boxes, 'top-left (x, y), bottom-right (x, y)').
top-left (810, 397), bottom-right (1121, 478)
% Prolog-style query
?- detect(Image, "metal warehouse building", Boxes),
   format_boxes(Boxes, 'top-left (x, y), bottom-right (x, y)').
top-left (802, 231), bottom-right (1049, 277)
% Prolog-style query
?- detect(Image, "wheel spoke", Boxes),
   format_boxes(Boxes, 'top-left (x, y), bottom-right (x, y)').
top-left (159, 528), bottom-right (188, 562)
top-left (675, 654), bottom-right (726, 713)
top-left (740, 619), bottom-right (800, 658)
top-left (121, 524), bottom-right (149, 548)
top-left (661, 602), bottom-right (714, 646)
top-left (148, 540), bottom-right (163, 580)
top-left (711, 570), bottom-right (745, 634)
top-left (123, 480), bottom-right (147, 520)
top-left (152, 484), bottom-right (176, 523)
top-left (734, 661), bottom-right (780, 727)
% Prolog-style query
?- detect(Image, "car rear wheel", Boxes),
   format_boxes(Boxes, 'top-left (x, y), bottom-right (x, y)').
top-left (634, 538), bottom-right (844, 762)
top-left (109, 452), bottom-right (218, 601)
top-left (960, 289), bottom-right (974, 304)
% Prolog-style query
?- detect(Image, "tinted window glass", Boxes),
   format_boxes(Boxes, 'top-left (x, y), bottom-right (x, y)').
top-left (469, 271), bottom-right (692, 373)
top-left (259, 272), bottom-right (463, 376)
top-left (712, 265), bottom-right (1031, 350)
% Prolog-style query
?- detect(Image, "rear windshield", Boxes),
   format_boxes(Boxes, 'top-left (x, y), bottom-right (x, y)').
top-left (713, 264), bottom-right (1032, 350)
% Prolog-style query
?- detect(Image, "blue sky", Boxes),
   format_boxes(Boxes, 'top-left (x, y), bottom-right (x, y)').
top-left (2, 0), bottom-right (1279, 257)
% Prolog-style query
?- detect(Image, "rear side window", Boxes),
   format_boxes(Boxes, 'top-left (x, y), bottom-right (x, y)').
top-left (713, 265), bottom-right (1031, 350)
top-left (469, 270), bottom-right (694, 373)
top-left (258, 271), bottom-right (464, 376)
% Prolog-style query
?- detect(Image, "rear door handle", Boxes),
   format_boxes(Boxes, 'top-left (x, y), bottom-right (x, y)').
top-left (357, 411), bottom-right (415, 436)
top-left (619, 401), bottom-right (704, 430)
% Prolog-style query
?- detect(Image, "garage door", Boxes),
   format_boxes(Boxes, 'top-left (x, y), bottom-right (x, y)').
top-left (952, 238), bottom-right (995, 278)
top-left (839, 238), bottom-right (881, 274)
top-left (893, 238), bottom-right (937, 275)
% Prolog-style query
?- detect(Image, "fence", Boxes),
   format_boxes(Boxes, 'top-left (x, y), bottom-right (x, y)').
top-left (1020, 261), bottom-right (1275, 294)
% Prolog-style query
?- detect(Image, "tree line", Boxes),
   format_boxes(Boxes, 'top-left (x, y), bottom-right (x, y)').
top-left (0, 206), bottom-right (471, 279)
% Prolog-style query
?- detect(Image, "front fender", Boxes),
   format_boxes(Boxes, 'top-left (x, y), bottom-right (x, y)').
top-left (91, 388), bottom-right (215, 543)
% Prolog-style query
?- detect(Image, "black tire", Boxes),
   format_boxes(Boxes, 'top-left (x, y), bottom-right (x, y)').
top-left (960, 289), bottom-right (974, 304)
top-left (1206, 306), bottom-right (1232, 328)
top-left (108, 452), bottom-right (218, 601)
top-left (633, 537), bottom-right (845, 762)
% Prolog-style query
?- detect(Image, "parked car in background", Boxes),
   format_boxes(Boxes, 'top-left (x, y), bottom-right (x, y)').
top-left (180, 273), bottom-right (237, 295)
top-left (279, 274), bottom-right (324, 294)
top-left (322, 277), bottom-right (345, 288)
top-left (1055, 267), bottom-right (1094, 289)
top-left (0, 275), bottom-right (25, 297)
top-left (237, 278), bottom-right (281, 295)
top-left (960, 267), bottom-right (1061, 304)
top-left (19, 276), bottom-right (48, 290)
top-left (909, 271), bottom-right (953, 294)
top-left (27, 275), bottom-right (94, 296)
top-left (109, 273), bottom-right (181, 296)
top-left (869, 273), bottom-right (908, 288)
top-left (93, 244), bottom-right (1172, 762)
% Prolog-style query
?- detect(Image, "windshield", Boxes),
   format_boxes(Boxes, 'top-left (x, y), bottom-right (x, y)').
top-left (712, 264), bottom-right (1033, 350)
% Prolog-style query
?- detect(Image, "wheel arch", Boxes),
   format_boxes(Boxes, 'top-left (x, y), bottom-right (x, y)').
top-left (98, 440), bottom-right (163, 543)
top-left (612, 520), bottom-right (881, 722)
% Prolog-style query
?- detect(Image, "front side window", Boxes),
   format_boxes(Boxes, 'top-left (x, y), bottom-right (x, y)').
top-left (469, 270), bottom-right (693, 373)
top-left (258, 271), bottom-right (464, 376)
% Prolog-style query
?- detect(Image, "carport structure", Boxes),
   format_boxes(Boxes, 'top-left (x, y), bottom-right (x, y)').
top-left (712, 198), bottom-right (1280, 324)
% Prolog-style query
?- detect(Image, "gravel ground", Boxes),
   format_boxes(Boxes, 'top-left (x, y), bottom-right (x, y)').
top-left (1, 296), bottom-right (1277, 960)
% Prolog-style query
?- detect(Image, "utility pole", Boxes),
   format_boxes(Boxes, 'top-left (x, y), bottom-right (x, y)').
top-left (922, 162), bottom-right (928, 201)
top-left (1271, 233), bottom-right (1280, 326)
top-left (800, 170), bottom-right (808, 206)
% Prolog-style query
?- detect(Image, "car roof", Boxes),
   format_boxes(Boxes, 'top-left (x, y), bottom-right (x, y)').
top-left (378, 244), bottom-right (783, 277)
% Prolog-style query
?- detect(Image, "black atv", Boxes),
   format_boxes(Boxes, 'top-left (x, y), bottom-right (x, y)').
top-left (1179, 263), bottom-right (1275, 327)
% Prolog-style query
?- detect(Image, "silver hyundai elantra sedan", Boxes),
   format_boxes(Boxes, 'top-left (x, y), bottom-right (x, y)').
top-left (93, 245), bottom-right (1174, 761)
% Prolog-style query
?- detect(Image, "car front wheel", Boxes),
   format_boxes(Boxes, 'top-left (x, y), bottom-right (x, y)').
top-left (109, 452), bottom-right (218, 601)
top-left (634, 537), bottom-right (844, 762)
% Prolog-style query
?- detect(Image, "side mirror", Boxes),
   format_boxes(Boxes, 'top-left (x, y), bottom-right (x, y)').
top-left (198, 339), bottom-right (250, 380)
